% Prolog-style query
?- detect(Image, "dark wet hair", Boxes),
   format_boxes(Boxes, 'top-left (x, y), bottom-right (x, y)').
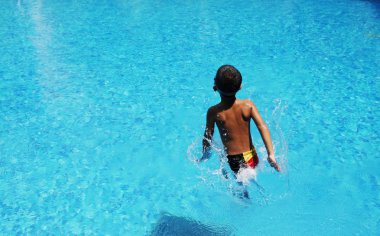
top-left (214, 65), bottom-right (242, 94)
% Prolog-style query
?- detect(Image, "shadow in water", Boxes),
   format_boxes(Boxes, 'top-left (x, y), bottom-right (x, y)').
top-left (149, 213), bottom-right (233, 236)
top-left (361, 0), bottom-right (380, 18)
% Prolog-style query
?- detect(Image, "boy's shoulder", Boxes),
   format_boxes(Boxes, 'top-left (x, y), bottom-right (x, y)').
top-left (207, 103), bottom-right (221, 114)
top-left (207, 99), bottom-right (256, 114)
top-left (206, 102), bottom-right (226, 119)
top-left (236, 98), bottom-right (256, 108)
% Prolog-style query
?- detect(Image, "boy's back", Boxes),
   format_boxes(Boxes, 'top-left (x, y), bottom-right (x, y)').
top-left (208, 99), bottom-right (255, 155)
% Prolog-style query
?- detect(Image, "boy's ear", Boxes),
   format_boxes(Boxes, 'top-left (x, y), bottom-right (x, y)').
top-left (239, 85), bottom-right (242, 90)
top-left (213, 85), bottom-right (217, 91)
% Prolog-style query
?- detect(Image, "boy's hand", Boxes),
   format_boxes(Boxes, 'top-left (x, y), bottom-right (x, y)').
top-left (198, 150), bottom-right (211, 163)
top-left (267, 155), bottom-right (281, 172)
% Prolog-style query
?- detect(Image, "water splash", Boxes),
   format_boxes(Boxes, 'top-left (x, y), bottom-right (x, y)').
top-left (270, 99), bottom-right (289, 172)
top-left (236, 167), bottom-right (257, 184)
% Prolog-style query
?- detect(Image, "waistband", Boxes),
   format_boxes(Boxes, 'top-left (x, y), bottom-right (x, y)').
top-left (227, 149), bottom-right (256, 162)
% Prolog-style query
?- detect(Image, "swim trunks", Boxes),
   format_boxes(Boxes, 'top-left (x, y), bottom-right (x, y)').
top-left (227, 148), bottom-right (259, 173)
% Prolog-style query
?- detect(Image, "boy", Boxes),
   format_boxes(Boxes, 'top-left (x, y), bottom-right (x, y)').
top-left (201, 65), bottom-right (280, 173)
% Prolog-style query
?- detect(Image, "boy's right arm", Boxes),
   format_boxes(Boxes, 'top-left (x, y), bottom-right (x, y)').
top-left (200, 108), bottom-right (215, 162)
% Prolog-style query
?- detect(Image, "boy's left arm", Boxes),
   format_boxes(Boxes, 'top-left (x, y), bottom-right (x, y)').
top-left (249, 101), bottom-right (281, 172)
top-left (200, 108), bottom-right (215, 162)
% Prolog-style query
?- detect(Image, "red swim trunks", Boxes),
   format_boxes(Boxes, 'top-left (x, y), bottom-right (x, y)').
top-left (227, 148), bottom-right (259, 173)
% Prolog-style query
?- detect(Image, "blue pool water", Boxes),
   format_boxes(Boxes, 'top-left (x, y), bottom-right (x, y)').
top-left (1, 0), bottom-right (379, 235)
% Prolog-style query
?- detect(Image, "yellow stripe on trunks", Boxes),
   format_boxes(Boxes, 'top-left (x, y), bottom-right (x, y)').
top-left (242, 149), bottom-right (255, 162)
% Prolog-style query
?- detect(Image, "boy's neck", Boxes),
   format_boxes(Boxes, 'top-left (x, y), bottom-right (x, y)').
top-left (220, 95), bottom-right (236, 104)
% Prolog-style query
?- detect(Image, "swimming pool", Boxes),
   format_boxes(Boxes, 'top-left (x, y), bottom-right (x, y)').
top-left (1, 0), bottom-right (379, 235)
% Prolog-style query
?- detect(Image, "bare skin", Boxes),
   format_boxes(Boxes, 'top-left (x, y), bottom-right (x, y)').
top-left (202, 94), bottom-right (281, 172)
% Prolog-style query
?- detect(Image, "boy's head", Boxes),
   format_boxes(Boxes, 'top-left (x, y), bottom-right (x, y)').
top-left (213, 65), bottom-right (242, 96)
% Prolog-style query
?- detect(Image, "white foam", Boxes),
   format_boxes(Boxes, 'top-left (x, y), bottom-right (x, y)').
top-left (236, 167), bottom-right (257, 185)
